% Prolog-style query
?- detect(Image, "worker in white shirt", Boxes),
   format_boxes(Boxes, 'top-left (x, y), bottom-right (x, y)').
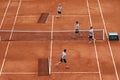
top-left (74, 21), bottom-right (81, 39)
top-left (57, 3), bottom-right (62, 17)
top-left (55, 49), bottom-right (69, 69)
top-left (89, 26), bottom-right (94, 43)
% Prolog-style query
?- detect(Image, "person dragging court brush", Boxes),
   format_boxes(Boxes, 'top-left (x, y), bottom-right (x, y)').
top-left (55, 49), bottom-right (69, 69)
top-left (56, 3), bottom-right (62, 17)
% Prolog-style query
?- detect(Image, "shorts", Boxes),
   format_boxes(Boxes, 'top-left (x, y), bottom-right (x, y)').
top-left (89, 35), bottom-right (93, 39)
top-left (75, 29), bottom-right (79, 33)
top-left (60, 58), bottom-right (67, 63)
top-left (58, 11), bottom-right (61, 14)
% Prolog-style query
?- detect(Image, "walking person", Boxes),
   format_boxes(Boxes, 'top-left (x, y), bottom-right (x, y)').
top-left (56, 3), bottom-right (62, 18)
top-left (74, 21), bottom-right (81, 39)
top-left (88, 26), bottom-right (94, 43)
top-left (55, 49), bottom-right (69, 69)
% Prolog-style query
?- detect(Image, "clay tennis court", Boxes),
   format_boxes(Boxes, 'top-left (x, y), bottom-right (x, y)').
top-left (0, 0), bottom-right (120, 80)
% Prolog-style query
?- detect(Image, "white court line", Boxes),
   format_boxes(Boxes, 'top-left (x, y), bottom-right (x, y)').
top-left (9, 0), bottom-right (22, 40)
top-left (97, 0), bottom-right (119, 80)
top-left (0, 0), bottom-right (11, 29)
top-left (49, 15), bottom-right (54, 74)
top-left (2, 72), bottom-right (37, 75)
top-left (52, 71), bottom-right (99, 74)
top-left (17, 15), bottom-right (39, 17)
top-left (55, 14), bottom-right (89, 16)
top-left (1, 71), bottom-right (99, 75)
top-left (17, 14), bottom-right (89, 18)
top-left (86, 0), bottom-right (102, 80)
top-left (86, 0), bottom-right (92, 26)
top-left (0, 42), bottom-right (10, 76)
top-left (0, 0), bottom-right (22, 76)
top-left (93, 39), bottom-right (102, 80)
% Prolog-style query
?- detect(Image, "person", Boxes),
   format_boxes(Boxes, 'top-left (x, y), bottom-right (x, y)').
top-left (75, 21), bottom-right (79, 33)
top-left (55, 49), bottom-right (69, 69)
top-left (88, 26), bottom-right (94, 43)
top-left (74, 21), bottom-right (81, 39)
top-left (56, 4), bottom-right (62, 17)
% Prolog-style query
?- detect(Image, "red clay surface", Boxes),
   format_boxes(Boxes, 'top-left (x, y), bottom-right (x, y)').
top-left (0, 0), bottom-right (120, 80)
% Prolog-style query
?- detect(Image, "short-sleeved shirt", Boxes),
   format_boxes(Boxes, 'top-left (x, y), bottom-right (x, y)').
top-left (75, 23), bottom-right (79, 30)
top-left (57, 5), bottom-right (62, 12)
top-left (61, 51), bottom-right (66, 59)
top-left (89, 28), bottom-right (93, 33)
top-left (75, 23), bottom-right (79, 33)
top-left (89, 29), bottom-right (94, 37)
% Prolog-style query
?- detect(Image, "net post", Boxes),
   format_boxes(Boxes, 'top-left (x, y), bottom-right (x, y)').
top-left (103, 29), bottom-right (105, 40)
top-left (48, 58), bottom-right (51, 75)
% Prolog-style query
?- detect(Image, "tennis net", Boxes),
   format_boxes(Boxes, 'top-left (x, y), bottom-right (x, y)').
top-left (0, 29), bottom-right (104, 41)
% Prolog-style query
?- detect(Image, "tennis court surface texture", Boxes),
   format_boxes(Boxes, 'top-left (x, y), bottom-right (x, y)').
top-left (0, 0), bottom-right (120, 80)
